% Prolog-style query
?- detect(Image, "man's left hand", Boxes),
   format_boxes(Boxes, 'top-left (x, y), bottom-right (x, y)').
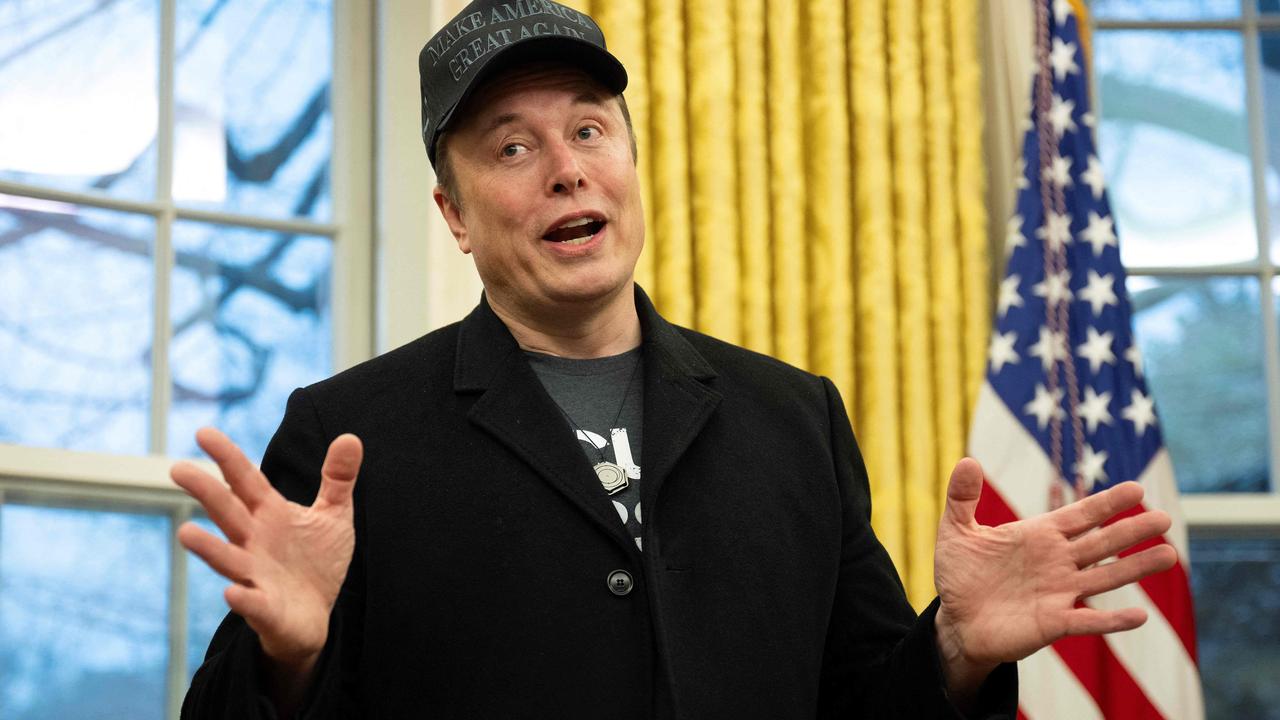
top-left (931, 457), bottom-right (1178, 697)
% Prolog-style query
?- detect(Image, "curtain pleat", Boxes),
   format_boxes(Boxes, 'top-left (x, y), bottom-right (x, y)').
top-left (646, 0), bottom-right (694, 326)
top-left (532, 0), bottom-right (989, 608)
top-left (848, 0), bottom-right (902, 570)
top-left (687, 0), bottom-right (740, 342)
top-left (734, 0), bottom-right (772, 355)
top-left (950, 0), bottom-right (991, 424)
top-left (888, 0), bottom-right (937, 608)
top-left (922, 0), bottom-right (968, 518)
top-left (765, 0), bottom-right (808, 369)
top-left (805, 0), bottom-right (856, 421)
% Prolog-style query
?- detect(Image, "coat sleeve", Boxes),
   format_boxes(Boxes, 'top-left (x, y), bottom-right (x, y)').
top-left (181, 388), bottom-right (365, 720)
top-left (815, 377), bottom-right (1017, 719)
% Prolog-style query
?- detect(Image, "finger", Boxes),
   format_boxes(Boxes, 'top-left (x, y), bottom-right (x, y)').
top-left (224, 583), bottom-right (272, 624)
top-left (170, 460), bottom-right (252, 543)
top-left (1077, 545), bottom-right (1178, 598)
top-left (316, 433), bottom-right (363, 508)
top-left (1064, 605), bottom-right (1148, 636)
top-left (195, 427), bottom-right (274, 510)
top-left (1052, 481), bottom-right (1144, 537)
top-left (177, 522), bottom-right (255, 583)
top-left (941, 457), bottom-right (985, 528)
top-left (1071, 510), bottom-right (1172, 567)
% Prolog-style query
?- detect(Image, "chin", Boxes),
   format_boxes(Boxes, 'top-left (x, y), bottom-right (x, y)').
top-left (544, 272), bottom-right (631, 306)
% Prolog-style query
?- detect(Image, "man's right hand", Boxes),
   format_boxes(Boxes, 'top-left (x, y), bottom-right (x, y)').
top-left (171, 427), bottom-right (363, 701)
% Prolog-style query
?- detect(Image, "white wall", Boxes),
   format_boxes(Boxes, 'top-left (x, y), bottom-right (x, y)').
top-left (375, 0), bottom-right (483, 355)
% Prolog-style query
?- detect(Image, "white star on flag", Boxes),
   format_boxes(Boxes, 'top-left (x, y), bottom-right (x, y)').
top-left (1025, 383), bottom-right (1066, 429)
top-left (1075, 444), bottom-right (1109, 490)
top-left (1029, 326), bottom-right (1068, 371)
top-left (1006, 215), bottom-right (1027, 255)
top-left (998, 274), bottom-right (1024, 317)
top-left (1121, 387), bottom-right (1158, 436)
top-left (1032, 269), bottom-right (1073, 306)
top-left (1053, 0), bottom-right (1074, 24)
top-left (1126, 343), bottom-right (1145, 378)
top-left (1077, 327), bottom-right (1117, 374)
top-left (1079, 270), bottom-right (1118, 316)
top-left (1082, 211), bottom-right (1118, 256)
top-left (1050, 37), bottom-right (1079, 81)
top-left (1081, 155), bottom-right (1106, 199)
top-left (1015, 157), bottom-right (1030, 190)
top-left (1035, 210), bottom-right (1073, 251)
top-left (1042, 154), bottom-right (1073, 188)
top-left (1048, 93), bottom-right (1077, 138)
top-left (989, 331), bottom-right (1020, 373)
top-left (1078, 386), bottom-right (1114, 433)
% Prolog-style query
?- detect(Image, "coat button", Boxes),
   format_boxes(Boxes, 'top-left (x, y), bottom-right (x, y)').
top-left (606, 569), bottom-right (634, 596)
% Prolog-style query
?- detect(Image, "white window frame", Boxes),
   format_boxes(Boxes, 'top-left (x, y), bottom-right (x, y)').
top-left (1089, 3), bottom-right (1280, 530)
top-left (0, 0), bottom-right (375, 716)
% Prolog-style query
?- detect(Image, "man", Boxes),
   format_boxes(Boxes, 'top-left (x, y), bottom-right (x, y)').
top-left (174, 1), bottom-right (1177, 717)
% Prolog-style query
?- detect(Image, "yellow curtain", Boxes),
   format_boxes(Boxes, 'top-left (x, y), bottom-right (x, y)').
top-left (569, 0), bottom-right (989, 610)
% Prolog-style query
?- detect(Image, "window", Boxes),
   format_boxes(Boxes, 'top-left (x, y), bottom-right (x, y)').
top-left (1090, 0), bottom-right (1280, 715)
top-left (0, 1), bottom-right (372, 716)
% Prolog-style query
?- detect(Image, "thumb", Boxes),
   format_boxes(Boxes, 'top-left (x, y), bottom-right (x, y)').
top-left (317, 433), bottom-right (363, 507)
top-left (943, 457), bottom-right (985, 529)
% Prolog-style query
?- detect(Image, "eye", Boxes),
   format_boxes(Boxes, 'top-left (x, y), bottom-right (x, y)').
top-left (576, 126), bottom-right (600, 141)
top-left (500, 143), bottom-right (527, 158)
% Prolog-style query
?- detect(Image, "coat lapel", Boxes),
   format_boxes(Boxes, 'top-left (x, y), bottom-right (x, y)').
top-left (453, 288), bottom-right (722, 552)
top-left (633, 289), bottom-right (722, 510)
top-left (455, 297), bottom-right (638, 553)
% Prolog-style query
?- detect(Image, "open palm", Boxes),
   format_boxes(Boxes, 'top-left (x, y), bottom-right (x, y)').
top-left (933, 458), bottom-right (1177, 667)
top-left (171, 427), bottom-right (362, 667)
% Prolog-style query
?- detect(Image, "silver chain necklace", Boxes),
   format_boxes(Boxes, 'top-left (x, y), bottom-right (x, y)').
top-left (550, 352), bottom-right (642, 496)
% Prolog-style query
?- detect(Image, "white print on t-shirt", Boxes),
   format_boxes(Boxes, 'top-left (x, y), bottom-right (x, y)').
top-left (573, 428), bottom-right (641, 479)
top-left (575, 427), bottom-right (643, 550)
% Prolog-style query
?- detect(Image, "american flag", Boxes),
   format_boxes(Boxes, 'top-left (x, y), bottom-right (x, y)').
top-left (968, 1), bottom-right (1204, 718)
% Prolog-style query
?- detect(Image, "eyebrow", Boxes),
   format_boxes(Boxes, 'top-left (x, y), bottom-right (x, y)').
top-left (479, 91), bottom-right (609, 136)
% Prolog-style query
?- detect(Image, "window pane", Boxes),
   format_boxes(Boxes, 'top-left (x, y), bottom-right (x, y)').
top-left (1128, 276), bottom-right (1270, 492)
top-left (1097, 31), bottom-right (1256, 267)
top-left (0, 1), bottom-right (158, 200)
top-left (1190, 536), bottom-right (1280, 719)
top-left (173, 0), bottom-right (333, 221)
top-left (187, 518), bottom-right (227, 680)
top-left (1261, 0), bottom-right (1280, 16)
top-left (168, 221), bottom-right (332, 462)
top-left (0, 504), bottom-right (169, 719)
top-left (1090, 0), bottom-right (1240, 20)
top-left (1262, 33), bottom-right (1280, 264)
top-left (0, 196), bottom-right (153, 455)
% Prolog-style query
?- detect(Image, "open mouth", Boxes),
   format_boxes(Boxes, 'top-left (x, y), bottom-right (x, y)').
top-left (542, 217), bottom-right (606, 246)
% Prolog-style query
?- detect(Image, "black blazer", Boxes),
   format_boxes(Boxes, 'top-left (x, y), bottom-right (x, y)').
top-left (183, 287), bottom-right (1015, 719)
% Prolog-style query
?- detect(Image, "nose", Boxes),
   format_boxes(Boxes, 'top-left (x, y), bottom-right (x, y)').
top-left (545, 139), bottom-right (586, 196)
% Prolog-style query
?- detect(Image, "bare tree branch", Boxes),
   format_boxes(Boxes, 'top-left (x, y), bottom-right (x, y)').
top-left (0, 0), bottom-right (121, 70)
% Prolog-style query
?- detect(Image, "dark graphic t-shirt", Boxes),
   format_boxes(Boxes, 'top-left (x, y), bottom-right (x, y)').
top-left (526, 348), bottom-right (644, 550)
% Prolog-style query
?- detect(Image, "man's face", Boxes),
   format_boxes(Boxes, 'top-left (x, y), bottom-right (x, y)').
top-left (433, 65), bottom-right (644, 318)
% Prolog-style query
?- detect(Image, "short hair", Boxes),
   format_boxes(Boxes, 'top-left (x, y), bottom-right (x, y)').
top-left (435, 93), bottom-right (637, 211)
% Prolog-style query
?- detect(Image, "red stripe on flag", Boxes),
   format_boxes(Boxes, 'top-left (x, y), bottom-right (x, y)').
top-left (1105, 505), bottom-right (1199, 662)
top-left (975, 480), bottom-right (1020, 527)
top-left (1053, 632), bottom-right (1165, 719)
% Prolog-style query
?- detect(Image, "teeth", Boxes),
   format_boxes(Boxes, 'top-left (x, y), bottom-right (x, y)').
top-left (560, 236), bottom-right (592, 246)
top-left (556, 217), bottom-right (595, 230)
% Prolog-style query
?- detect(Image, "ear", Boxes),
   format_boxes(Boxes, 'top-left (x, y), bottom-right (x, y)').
top-left (432, 185), bottom-right (472, 254)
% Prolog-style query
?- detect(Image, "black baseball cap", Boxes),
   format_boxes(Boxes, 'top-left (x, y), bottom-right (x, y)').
top-left (419, 0), bottom-right (629, 168)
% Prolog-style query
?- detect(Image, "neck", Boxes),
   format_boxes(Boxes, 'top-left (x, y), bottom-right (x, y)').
top-left (487, 283), bottom-right (642, 359)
